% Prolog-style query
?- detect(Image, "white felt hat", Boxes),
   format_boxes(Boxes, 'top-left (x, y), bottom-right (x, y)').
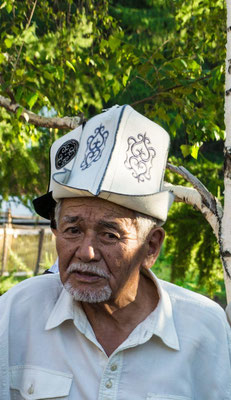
top-left (33, 105), bottom-right (174, 223)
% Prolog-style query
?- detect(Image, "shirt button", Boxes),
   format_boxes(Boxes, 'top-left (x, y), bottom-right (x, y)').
top-left (27, 384), bottom-right (34, 394)
top-left (105, 379), bottom-right (113, 388)
top-left (110, 364), bottom-right (117, 371)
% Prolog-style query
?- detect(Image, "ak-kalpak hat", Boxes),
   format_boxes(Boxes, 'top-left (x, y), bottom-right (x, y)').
top-left (33, 105), bottom-right (174, 224)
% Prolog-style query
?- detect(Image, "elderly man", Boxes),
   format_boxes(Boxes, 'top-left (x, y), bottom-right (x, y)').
top-left (0, 105), bottom-right (231, 399)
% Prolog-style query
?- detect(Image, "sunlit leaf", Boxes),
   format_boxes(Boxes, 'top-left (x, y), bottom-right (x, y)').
top-left (4, 37), bottom-right (13, 48)
top-left (180, 145), bottom-right (191, 158)
top-left (191, 143), bottom-right (200, 159)
top-left (27, 93), bottom-right (38, 109)
top-left (66, 60), bottom-right (76, 72)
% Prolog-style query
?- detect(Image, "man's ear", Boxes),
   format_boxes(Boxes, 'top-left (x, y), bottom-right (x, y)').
top-left (142, 227), bottom-right (165, 269)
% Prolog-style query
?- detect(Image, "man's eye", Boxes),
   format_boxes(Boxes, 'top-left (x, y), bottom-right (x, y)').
top-left (64, 227), bottom-right (81, 236)
top-left (103, 232), bottom-right (119, 240)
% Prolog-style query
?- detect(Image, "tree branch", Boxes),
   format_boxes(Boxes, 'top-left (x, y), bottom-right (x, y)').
top-left (131, 75), bottom-right (210, 107)
top-left (166, 163), bottom-right (218, 215)
top-left (166, 163), bottom-right (231, 280)
top-left (165, 182), bottom-right (222, 240)
top-left (0, 95), bottom-right (83, 129)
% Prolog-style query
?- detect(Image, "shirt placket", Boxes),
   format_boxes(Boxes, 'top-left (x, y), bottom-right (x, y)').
top-left (98, 352), bottom-right (123, 400)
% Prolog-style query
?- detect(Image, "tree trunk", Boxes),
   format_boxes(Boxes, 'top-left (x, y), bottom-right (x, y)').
top-left (223, 0), bottom-right (231, 303)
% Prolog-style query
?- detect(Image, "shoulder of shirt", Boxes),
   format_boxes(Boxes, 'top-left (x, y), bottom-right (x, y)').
top-left (0, 273), bottom-right (63, 305)
top-left (160, 278), bottom-right (227, 322)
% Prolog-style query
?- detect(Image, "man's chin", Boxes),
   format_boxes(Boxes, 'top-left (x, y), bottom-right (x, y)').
top-left (64, 281), bottom-right (112, 303)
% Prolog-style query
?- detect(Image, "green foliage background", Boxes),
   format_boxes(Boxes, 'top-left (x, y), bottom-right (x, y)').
top-left (0, 0), bottom-right (227, 298)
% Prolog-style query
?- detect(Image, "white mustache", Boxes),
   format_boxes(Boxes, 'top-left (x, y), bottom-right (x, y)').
top-left (67, 263), bottom-right (109, 279)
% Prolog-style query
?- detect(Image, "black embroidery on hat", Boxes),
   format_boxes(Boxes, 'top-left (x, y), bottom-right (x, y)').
top-left (124, 133), bottom-right (156, 182)
top-left (80, 124), bottom-right (109, 170)
top-left (55, 139), bottom-right (79, 170)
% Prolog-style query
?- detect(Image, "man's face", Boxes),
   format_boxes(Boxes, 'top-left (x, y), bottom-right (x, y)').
top-left (53, 197), bottom-right (161, 304)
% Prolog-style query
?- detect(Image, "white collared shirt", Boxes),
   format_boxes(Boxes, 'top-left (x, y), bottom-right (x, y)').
top-left (0, 271), bottom-right (231, 400)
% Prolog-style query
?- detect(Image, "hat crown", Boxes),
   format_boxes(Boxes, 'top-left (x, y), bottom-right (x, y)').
top-left (51, 105), bottom-right (170, 197)
top-left (34, 105), bottom-right (174, 223)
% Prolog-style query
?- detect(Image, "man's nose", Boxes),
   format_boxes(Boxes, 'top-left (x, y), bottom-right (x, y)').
top-left (75, 233), bottom-right (100, 262)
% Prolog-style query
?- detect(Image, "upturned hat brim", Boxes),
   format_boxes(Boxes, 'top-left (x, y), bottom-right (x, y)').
top-left (33, 181), bottom-right (174, 225)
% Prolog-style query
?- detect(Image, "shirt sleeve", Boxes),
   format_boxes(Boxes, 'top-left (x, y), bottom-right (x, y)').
top-left (226, 302), bottom-right (231, 326)
top-left (223, 306), bottom-right (231, 399)
top-left (0, 291), bottom-right (11, 399)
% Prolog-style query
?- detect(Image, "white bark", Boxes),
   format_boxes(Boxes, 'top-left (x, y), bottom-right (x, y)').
top-left (223, 0), bottom-right (231, 303)
top-left (167, 163), bottom-right (219, 215)
top-left (165, 183), bottom-right (221, 240)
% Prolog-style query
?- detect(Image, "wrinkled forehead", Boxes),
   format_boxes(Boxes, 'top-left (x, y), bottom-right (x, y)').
top-left (59, 197), bottom-right (136, 221)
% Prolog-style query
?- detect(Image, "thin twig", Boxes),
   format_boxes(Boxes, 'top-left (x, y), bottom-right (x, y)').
top-left (131, 75), bottom-right (210, 106)
top-left (135, 75), bottom-right (153, 89)
top-left (11, 0), bottom-right (38, 83)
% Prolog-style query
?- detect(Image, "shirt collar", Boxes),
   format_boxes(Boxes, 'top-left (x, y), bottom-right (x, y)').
top-left (45, 285), bottom-right (75, 331)
top-left (45, 270), bottom-right (180, 351)
top-left (141, 269), bottom-right (180, 351)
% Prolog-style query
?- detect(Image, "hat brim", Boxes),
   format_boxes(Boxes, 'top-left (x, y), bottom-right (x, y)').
top-left (51, 180), bottom-right (174, 224)
top-left (33, 187), bottom-right (174, 225)
top-left (33, 191), bottom-right (57, 220)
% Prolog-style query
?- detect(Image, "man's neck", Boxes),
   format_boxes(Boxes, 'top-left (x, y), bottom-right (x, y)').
top-left (81, 272), bottom-right (159, 356)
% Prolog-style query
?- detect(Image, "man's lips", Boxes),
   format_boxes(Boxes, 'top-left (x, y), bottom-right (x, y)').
top-left (70, 270), bottom-right (106, 283)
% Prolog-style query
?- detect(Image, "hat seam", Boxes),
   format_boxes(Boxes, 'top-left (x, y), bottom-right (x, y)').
top-left (96, 104), bottom-right (127, 195)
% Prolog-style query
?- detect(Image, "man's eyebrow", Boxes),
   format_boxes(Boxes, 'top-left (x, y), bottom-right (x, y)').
top-left (98, 220), bottom-right (122, 231)
top-left (62, 216), bottom-right (81, 224)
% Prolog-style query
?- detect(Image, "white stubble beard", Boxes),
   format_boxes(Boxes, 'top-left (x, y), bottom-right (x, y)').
top-left (63, 263), bottom-right (112, 303)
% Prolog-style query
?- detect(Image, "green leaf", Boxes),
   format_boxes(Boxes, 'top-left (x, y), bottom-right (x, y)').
top-left (16, 107), bottom-right (24, 119)
top-left (112, 80), bottom-right (121, 96)
top-left (20, 24), bottom-right (37, 44)
top-left (56, 67), bottom-right (64, 82)
top-left (175, 114), bottom-right (183, 128)
top-left (43, 71), bottom-right (54, 81)
top-left (122, 74), bottom-right (129, 87)
top-left (180, 59), bottom-right (187, 68)
top-left (4, 37), bottom-right (13, 48)
top-left (180, 145), bottom-right (191, 158)
top-left (0, 53), bottom-right (5, 64)
top-left (103, 93), bottom-right (110, 102)
top-left (108, 36), bottom-right (121, 52)
top-left (15, 87), bottom-right (24, 102)
top-left (6, 2), bottom-right (12, 13)
top-left (66, 60), bottom-right (76, 72)
top-left (217, 185), bottom-right (221, 200)
top-left (27, 93), bottom-right (38, 109)
top-left (191, 143), bottom-right (200, 159)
